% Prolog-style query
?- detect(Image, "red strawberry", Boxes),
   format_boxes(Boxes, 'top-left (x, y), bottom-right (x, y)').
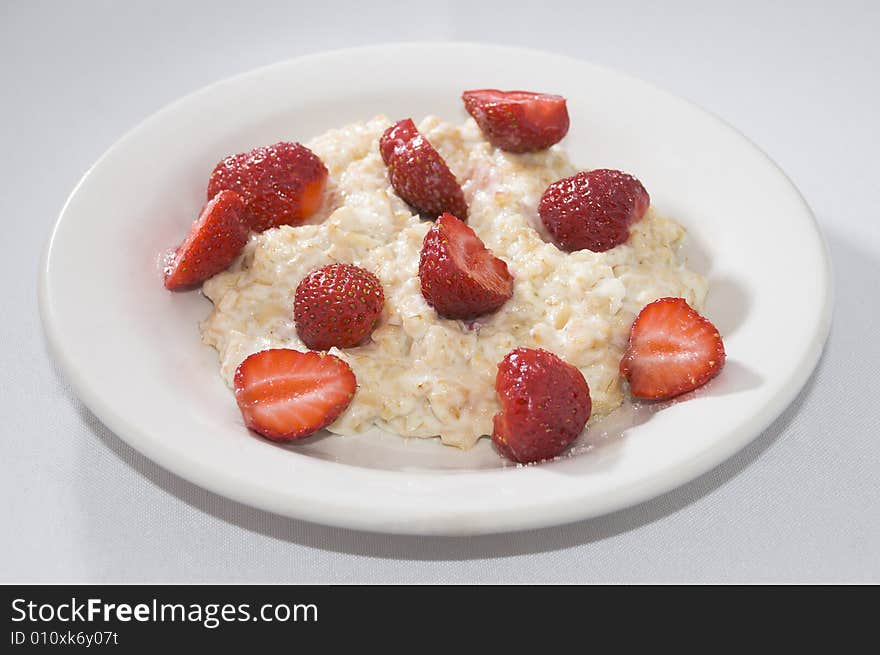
top-left (620, 297), bottom-right (726, 400)
top-left (207, 141), bottom-right (328, 232)
top-left (462, 89), bottom-right (570, 153)
top-left (538, 169), bottom-right (650, 252)
top-left (234, 349), bottom-right (356, 441)
top-left (164, 190), bottom-right (248, 290)
top-left (379, 119), bottom-right (468, 220)
top-left (492, 348), bottom-right (592, 464)
top-left (418, 213), bottom-right (513, 320)
top-left (294, 264), bottom-right (385, 350)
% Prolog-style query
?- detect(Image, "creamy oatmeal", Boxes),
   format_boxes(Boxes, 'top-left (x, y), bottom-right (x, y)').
top-left (201, 116), bottom-right (707, 449)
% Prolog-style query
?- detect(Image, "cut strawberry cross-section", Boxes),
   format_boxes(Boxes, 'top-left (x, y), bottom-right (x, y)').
top-left (234, 349), bottom-right (357, 441)
top-left (418, 213), bottom-right (513, 320)
top-left (620, 297), bottom-right (726, 400)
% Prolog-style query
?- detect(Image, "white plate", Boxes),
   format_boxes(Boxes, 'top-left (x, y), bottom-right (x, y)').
top-left (39, 43), bottom-right (832, 535)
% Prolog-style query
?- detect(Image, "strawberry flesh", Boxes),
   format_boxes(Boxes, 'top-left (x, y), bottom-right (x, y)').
top-left (294, 264), bottom-right (385, 350)
top-left (164, 190), bottom-right (248, 290)
top-left (379, 119), bottom-right (468, 220)
top-left (462, 89), bottom-right (569, 153)
top-left (418, 213), bottom-right (513, 319)
top-left (234, 349), bottom-right (356, 441)
top-left (207, 141), bottom-right (328, 232)
top-left (493, 348), bottom-right (592, 464)
top-left (620, 297), bottom-right (726, 400)
top-left (539, 168), bottom-right (650, 252)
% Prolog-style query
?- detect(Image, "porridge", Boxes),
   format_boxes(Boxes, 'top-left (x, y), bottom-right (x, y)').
top-left (199, 115), bottom-right (707, 449)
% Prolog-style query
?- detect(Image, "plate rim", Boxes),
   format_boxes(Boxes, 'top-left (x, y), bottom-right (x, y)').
top-left (39, 42), bottom-right (834, 535)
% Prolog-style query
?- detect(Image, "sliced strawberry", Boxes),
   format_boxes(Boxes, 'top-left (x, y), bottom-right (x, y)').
top-left (462, 89), bottom-right (570, 153)
top-left (294, 264), bottom-right (385, 350)
top-left (418, 213), bottom-right (513, 319)
top-left (493, 348), bottom-right (592, 464)
top-left (234, 349), bottom-right (356, 441)
top-left (207, 141), bottom-right (328, 232)
top-left (164, 190), bottom-right (248, 290)
top-left (620, 297), bottom-right (726, 400)
top-left (538, 168), bottom-right (650, 252)
top-left (379, 118), bottom-right (468, 220)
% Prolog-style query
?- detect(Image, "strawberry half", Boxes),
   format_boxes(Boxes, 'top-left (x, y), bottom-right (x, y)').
top-left (207, 141), bottom-right (328, 232)
top-left (462, 89), bottom-right (569, 153)
top-left (620, 297), bottom-right (726, 400)
top-left (539, 168), bottom-right (650, 252)
top-left (418, 213), bottom-right (513, 319)
top-left (164, 190), bottom-right (248, 290)
top-left (294, 264), bottom-right (385, 351)
top-left (379, 118), bottom-right (468, 220)
top-left (234, 349), bottom-right (356, 441)
top-left (493, 348), bottom-right (592, 464)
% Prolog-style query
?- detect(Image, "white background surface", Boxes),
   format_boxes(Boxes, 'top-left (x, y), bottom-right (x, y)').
top-left (3, 0), bottom-right (878, 583)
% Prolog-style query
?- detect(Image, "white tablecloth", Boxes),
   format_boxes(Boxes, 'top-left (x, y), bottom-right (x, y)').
top-left (4, 0), bottom-right (877, 583)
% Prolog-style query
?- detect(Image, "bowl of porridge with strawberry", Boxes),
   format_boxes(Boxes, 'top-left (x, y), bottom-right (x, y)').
top-left (41, 44), bottom-right (832, 533)
top-left (164, 89), bottom-right (723, 464)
